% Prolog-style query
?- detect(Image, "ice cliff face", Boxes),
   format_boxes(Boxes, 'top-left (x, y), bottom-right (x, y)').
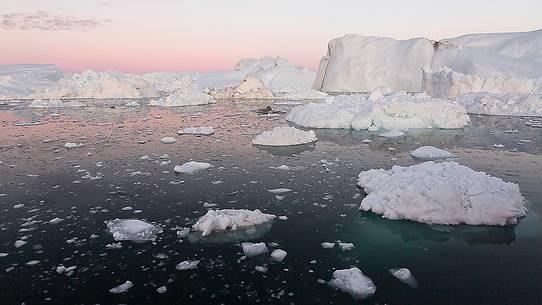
top-left (314, 29), bottom-right (542, 95)
top-left (0, 64), bottom-right (63, 100)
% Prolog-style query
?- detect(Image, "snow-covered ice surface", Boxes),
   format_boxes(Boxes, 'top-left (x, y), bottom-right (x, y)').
top-left (357, 161), bottom-right (527, 226)
top-left (1, 100), bottom-right (542, 305)
top-left (286, 92), bottom-right (470, 130)
top-left (0, 64), bottom-right (63, 100)
top-left (192, 209), bottom-right (276, 236)
top-left (328, 268), bottom-right (377, 299)
top-left (252, 126), bottom-right (317, 146)
top-left (210, 75), bottom-right (274, 99)
top-left (457, 92), bottom-right (542, 117)
top-left (409, 146), bottom-right (456, 161)
top-left (106, 219), bottom-right (163, 241)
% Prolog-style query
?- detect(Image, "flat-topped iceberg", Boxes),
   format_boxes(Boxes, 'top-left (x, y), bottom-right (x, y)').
top-left (192, 209), bottom-right (276, 236)
top-left (106, 219), bottom-right (163, 241)
top-left (0, 64), bottom-right (63, 100)
top-left (328, 268), bottom-right (377, 299)
top-left (252, 126), bottom-right (317, 146)
top-left (241, 242), bottom-right (268, 257)
top-left (457, 92), bottom-right (542, 117)
top-left (210, 75), bottom-right (274, 99)
top-left (357, 161), bottom-right (526, 226)
top-left (286, 92), bottom-right (470, 130)
top-left (409, 146), bottom-right (456, 161)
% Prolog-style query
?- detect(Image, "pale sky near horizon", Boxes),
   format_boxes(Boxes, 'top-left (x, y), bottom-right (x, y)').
top-left (1, 0), bottom-right (541, 73)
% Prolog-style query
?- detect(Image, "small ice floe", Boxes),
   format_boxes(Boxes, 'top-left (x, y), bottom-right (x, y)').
top-left (192, 209), bottom-right (275, 236)
top-left (321, 242), bottom-right (335, 249)
top-left (361, 139), bottom-right (372, 143)
top-left (13, 204), bottom-right (24, 209)
top-left (176, 260), bottom-right (200, 271)
top-left (357, 161), bottom-right (526, 226)
top-left (409, 146), bottom-right (456, 161)
top-left (389, 268), bottom-right (418, 288)
top-left (173, 161), bottom-right (212, 174)
top-left (275, 165), bottom-right (290, 170)
top-left (106, 219), bottom-right (163, 241)
top-left (109, 281), bottom-right (134, 294)
top-left (267, 188), bottom-right (292, 194)
top-left (278, 216), bottom-right (288, 221)
top-left (525, 119), bottom-right (542, 128)
top-left (176, 227), bottom-right (191, 238)
top-left (328, 268), bottom-right (376, 299)
top-left (255, 265), bottom-right (268, 273)
top-left (14, 240), bottom-right (27, 248)
top-left (270, 249), bottom-right (287, 263)
top-left (379, 130), bottom-right (405, 138)
top-left (504, 129), bottom-right (519, 134)
top-left (252, 126), bottom-right (317, 146)
top-left (26, 260), bottom-right (41, 266)
top-left (177, 127), bottom-right (215, 135)
top-left (493, 143), bottom-right (505, 148)
top-left (106, 242), bottom-right (123, 249)
top-left (125, 101), bottom-right (139, 107)
top-left (12, 120), bottom-right (45, 126)
top-left (160, 137), bottom-right (177, 144)
top-left (338, 243), bottom-right (355, 251)
top-left (0, 253), bottom-right (8, 257)
top-left (241, 242), bottom-right (268, 257)
top-left (156, 286), bottom-right (167, 294)
top-left (48, 217), bottom-right (62, 224)
top-left (56, 265), bottom-right (77, 276)
top-left (64, 142), bottom-right (84, 149)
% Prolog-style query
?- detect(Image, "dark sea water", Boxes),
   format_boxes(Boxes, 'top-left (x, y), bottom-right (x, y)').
top-left (0, 100), bottom-right (541, 305)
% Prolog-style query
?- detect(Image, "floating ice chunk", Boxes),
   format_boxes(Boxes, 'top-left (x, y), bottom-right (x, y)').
top-left (176, 260), bottom-right (200, 271)
top-left (457, 93), bottom-right (542, 117)
top-left (192, 209), bottom-right (275, 236)
top-left (156, 286), bottom-right (167, 294)
top-left (28, 99), bottom-right (85, 108)
top-left (267, 188), bottom-right (292, 194)
top-left (338, 243), bottom-right (355, 251)
top-left (409, 146), bottom-right (456, 161)
top-left (160, 137), bottom-right (177, 144)
top-left (210, 75), bottom-right (274, 99)
top-left (125, 101), bottom-right (139, 107)
top-left (328, 268), bottom-right (377, 299)
top-left (14, 240), bottom-right (27, 248)
top-left (106, 219), bottom-right (163, 241)
top-left (0, 253), bottom-right (8, 257)
top-left (13, 204), bottom-right (24, 209)
top-left (64, 142), bottom-right (84, 149)
top-left (275, 165), bottom-right (290, 170)
top-left (106, 242), bottom-right (123, 249)
top-left (252, 126), bottom-right (317, 146)
top-left (255, 265), bottom-right (268, 273)
top-left (242, 242), bottom-right (268, 257)
top-left (176, 227), bottom-right (191, 238)
top-left (357, 161), bottom-right (526, 226)
top-left (270, 249), bottom-right (287, 263)
top-left (25, 260), bottom-right (41, 266)
top-left (173, 161), bottom-right (212, 174)
top-left (389, 268), bottom-right (418, 288)
top-left (379, 130), bottom-right (405, 138)
top-left (49, 217), bottom-right (62, 224)
top-left (109, 281), bottom-right (134, 294)
top-left (321, 242), bottom-right (335, 249)
top-left (177, 127), bottom-right (215, 135)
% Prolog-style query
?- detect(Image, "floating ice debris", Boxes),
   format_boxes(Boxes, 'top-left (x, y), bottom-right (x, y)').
top-left (56, 265), bottom-right (77, 276)
top-left (255, 265), bottom-right (268, 273)
top-left (177, 127), bottom-right (215, 135)
top-left (173, 161), bottom-right (212, 174)
top-left (338, 243), bottom-right (355, 251)
top-left (106, 219), bottom-right (163, 241)
top-left (525, 119), bottom-right (542, 128)
top-left (357, 161), bottom-right (526, 226)
top-left (409, 146), bottom-right (456, 161)
top-left (156, 286), bottom-right (167, 294)
top-left (278, 216), bottom-right (288, 221)
top-left (106, 242), bottom-right (123, 249)
top-left (494, 144), bottom-right (505, 148)
top-left (0, 253), bottom-right (8, 257)
top-left (192, 209), bottom-right (276, 236)
top-left (176, 260), bottom-right (200, 271)
top-left (25, 260), bottom-right (41, 266)
top-left (252, 126), bottom-right (317, 146)
top-left (14, 240), bottom-right (27, 248)
top-left (379, 130), bottom-right (405, 138)
top-left (109, 281), bottom-right (134, 294)
top-left (125, 101), bottom-right (139, 107)
top-left (242, 242), bottom-right (268, 257)
top-left (321, 242), bottom-right (335, 249)
top-left (13, 204), bottom-right (24, 209)
top-left (12, 120), bottom-right (45, 126)
top-left (270, 249), bottom-right (287, 263)
top-left (28, 99), bottom-right (85, 108)
top-left (48, 217), bottom-right (62, 224)
top-left (176, 227), bottom-right (190, 238)
top-left (361, 139), bottom-right (372, 143)
top-left (267, 188), bottom-right (292, 194)
top-left (64, 142), bottom-right (84, 149)
top-left (328, 268), bottom-right (377, 299)
top-left (160, 137), bottom-right (177, 144)
top-left (389, 268), bottom-right (418, 288)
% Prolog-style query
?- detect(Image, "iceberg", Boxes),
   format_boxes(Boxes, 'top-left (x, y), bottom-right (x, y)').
top-left (252, 126), bottom-right (317, 146)
top-left (173, 161), bottom-right (212, 174)
top-left (409, 146), bottom-right (456, 161)
top-left (389, 268), bottom-right (418, 288)
top-left (457, 92), bottom-right (542, 117)
top-left (328, 268), bottom-right (377, 299)
top-left (105, 219), bottom-right (163, 241)
top-left (285, 92), bottom-right (470, 130)
top-left (149, 77), bottom-right (215, 106)
top-left (175, 260), bottom-right (200, 271)
top-left (209, 75), bottom-right (274, 99)
top-left (241, 242), bottom-right (268, 257)
top-left (357, 161), bottom-right (527, 226)
top-left (192, 209), bottom-right (276, 236)
top-left (270, 249), bottom-right (287, 263)
top-left (0, 64), bottom-right (63, 100)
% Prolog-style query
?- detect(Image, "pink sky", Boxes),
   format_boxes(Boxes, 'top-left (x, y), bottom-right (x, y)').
top-left (1, 0), bottom-right (541, 73)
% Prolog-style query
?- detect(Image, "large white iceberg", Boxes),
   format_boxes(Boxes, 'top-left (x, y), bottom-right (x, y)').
top-left (106, 219), bottom-right (163, 241)
top-left (0, 64), bottom-right (63, 100)
top-left (143, 72), bottom-right (202, 93)
top-left (457, 92), bottom-right (542, 117)
top-left (192, 209), bottom-right (276, 236)
top-left (30, 70), bottom-right (160, 99)
top-left (357, 161), bottom-right (527, 226)
top-left (328, 268), bottom-right (377, 299)
top-left (285, 92), bottom-right (470, 130)
top-left (252, 126), bottom-right (317, 146)
top-left (210, 75), bottom-right (274, 99)
top-left (149, 76), bottom-right (215, 106)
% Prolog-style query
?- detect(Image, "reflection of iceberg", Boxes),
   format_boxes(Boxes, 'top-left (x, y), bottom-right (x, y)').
top-left (187, 223), bottom-right (273, 244)
top-left (253, 142), bottom-right (316, 157)
top-left (364, 213), bottom-right (517, 245)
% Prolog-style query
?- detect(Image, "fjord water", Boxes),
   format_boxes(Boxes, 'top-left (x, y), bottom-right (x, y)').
top-left (0, 100), bottom-right (541, 305)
